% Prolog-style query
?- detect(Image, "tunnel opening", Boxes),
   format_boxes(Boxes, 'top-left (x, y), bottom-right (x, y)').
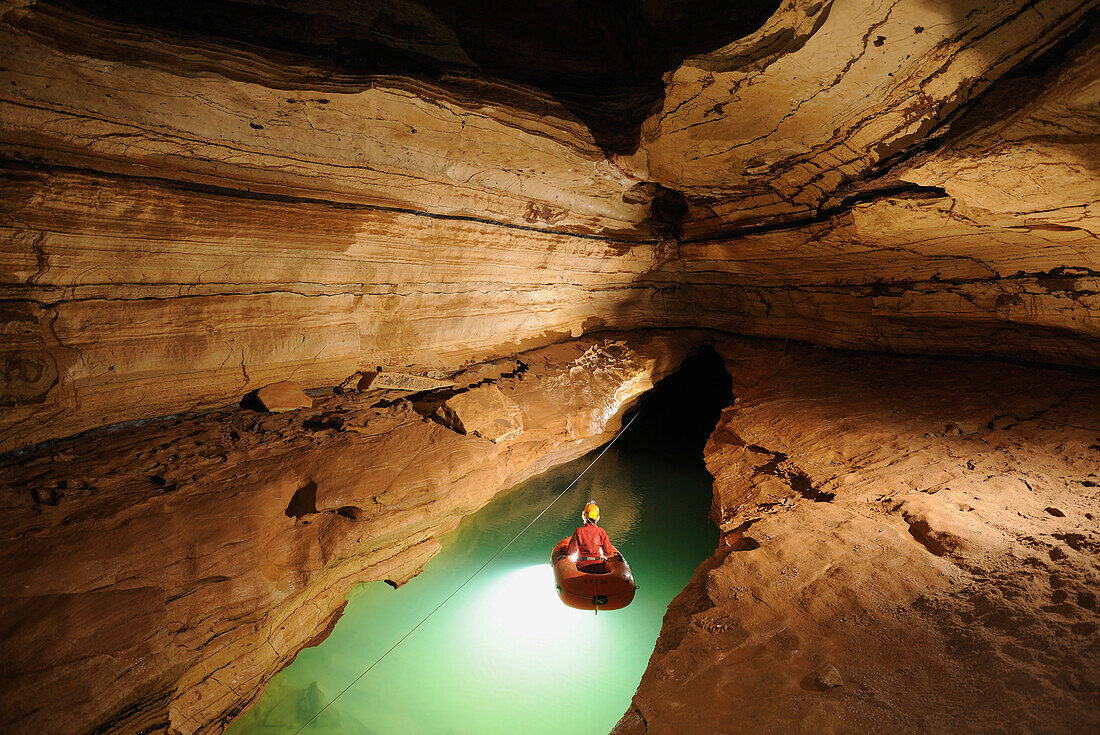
top-left (619, 343), bottom-right (733, 460)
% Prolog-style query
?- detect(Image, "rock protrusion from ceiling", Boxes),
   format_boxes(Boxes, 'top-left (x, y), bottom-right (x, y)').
top-left (897, 20), bottom-right (1100, 236)
top-left (0, 6), bottom-right (642, 237)
top-left (621, 0), bottom-right (1097, 232)
top-left (656, 7), bottom-right (1100, 369)
top-left (623, 181), bottom-right (690, 240)
top-left (48, 0), bottom-right (784, 155)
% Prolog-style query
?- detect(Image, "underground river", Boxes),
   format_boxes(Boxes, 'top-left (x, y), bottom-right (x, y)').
top-left (229, 349), bottom-right (731, 734)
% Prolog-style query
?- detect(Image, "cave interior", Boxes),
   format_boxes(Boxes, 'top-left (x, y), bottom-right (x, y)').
top-left (0, 1), bottom-right (1097, 734)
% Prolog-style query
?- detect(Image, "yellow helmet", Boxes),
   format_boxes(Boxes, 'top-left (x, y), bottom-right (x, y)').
top-left (582, 501), bottom-right (600, 523)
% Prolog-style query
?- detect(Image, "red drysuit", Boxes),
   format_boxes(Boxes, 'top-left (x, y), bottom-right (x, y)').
top-left (567, 522), bottom-right (618, 570)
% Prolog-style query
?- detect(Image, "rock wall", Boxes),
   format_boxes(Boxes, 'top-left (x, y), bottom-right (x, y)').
top-left (629, 1), bottom-right (1100, 366)
top-left (2, 0), bottom-right (1098, 452)
top-left (615, 336), bottom-right (1100, 734)
top-left (0, 332), bottom-right (698, 735)
top-left (0, 0), bottom-right (682, 452)
top-left (0, 1), bottom-right (1098, 733)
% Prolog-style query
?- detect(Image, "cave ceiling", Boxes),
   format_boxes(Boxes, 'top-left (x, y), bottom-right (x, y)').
top-left (0, 0), bottom-right (1096, 452)
top-left (56, 0), bottom-right (782, 153)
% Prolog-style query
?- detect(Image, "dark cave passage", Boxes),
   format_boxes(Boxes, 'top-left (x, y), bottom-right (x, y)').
top-left (620, 344), bottom-right (733, 458)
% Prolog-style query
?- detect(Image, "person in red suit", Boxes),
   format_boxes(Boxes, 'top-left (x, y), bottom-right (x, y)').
top-left (567, 501), bottom-right (620, 572)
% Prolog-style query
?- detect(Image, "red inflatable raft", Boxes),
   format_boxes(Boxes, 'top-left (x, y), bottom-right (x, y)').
top-left (551, 538), bottom-right (636, 611)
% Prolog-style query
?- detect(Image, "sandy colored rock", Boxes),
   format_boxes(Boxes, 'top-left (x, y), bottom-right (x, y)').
top-left (625, 0), bottom-right (1093, 219)
top-left (0, 2), bottom-right (1096, 734)
top-left (0, 332), bottom-right (697, 735)
top-left (614, 336), bottom-right (1100, 735)
top-left (369, 372), bottom-right (455, 392)
top-left (5, 330), bottom-right (1095, 735)
top-left (1, 2), bottom-right (1098, 452)
top-left (435, 384), bottom-right (524, 443)
top-left (336, 371), bottom-right (376, 394)
top-left (255, 381), bottom-right (312, 413)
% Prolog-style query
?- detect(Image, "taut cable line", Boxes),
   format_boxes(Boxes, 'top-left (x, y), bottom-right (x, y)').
top-left (292, 407), bottom-right (645, 734)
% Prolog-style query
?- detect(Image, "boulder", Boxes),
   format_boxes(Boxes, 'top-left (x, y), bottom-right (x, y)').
top-left (814, 664), bottom-right (844, 689)
top-left (336, 371), bottom-right (377, 394)
top-left (255, 381), bottom-right (312, 413)
top-left (435, 385), bottom-right (524, 443)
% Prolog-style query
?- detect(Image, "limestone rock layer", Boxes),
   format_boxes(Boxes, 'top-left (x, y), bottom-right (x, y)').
top-left (2, 0), bottom-right (1099, 451)
top-left (0, 2), bottom-right (1099, 733)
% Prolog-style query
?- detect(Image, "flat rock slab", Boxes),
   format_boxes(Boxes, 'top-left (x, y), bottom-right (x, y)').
top-left (255, 381), bottom-right (312, 412)
top-left (367, 372), bottom-right (454, 392)
top-left (435, 385), bottom-right (523, 443)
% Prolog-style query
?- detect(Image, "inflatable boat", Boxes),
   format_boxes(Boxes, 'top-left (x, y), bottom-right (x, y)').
top-left (550, 538), bottom-right (636, 611)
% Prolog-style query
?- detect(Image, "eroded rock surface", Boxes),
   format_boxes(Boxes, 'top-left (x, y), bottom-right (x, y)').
top-left (0, 1), bottom-right (1098, 733)
top-left (254, 381), bottom-right (312, 413)
top-left (435, 384), bottom-right (525, 443)
top-left (615, 336), bottom-right (1100, 735)
top-left (0, 332), bottom-right (696, 735)
top-left (1, 0), bottom-right (1098, 451)
top-left (670, 17), bottom-right (1100, 366)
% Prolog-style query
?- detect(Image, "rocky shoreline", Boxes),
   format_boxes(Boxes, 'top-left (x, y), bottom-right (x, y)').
top-left (615, 336), bottom-right (1099, 734)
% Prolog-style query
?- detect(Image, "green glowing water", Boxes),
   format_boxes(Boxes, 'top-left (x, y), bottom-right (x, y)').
top-left (229, 438), bottom-right (717, 735)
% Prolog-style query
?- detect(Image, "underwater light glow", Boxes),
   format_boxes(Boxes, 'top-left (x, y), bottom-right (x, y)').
top-left (228, 444), bottom-right (718, 735)
top-left (472, 564), bottom-right (593, 641)
top-left (457, 564), bottom-right (612, 699)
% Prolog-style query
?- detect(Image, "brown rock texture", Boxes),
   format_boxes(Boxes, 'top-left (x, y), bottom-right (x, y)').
top-left (0, 1), bottom-right (1098, 734)
top-left (669, 15), bottom-right (1100, 366)
top-left (1, 0), bottom-right (1098, 452)
top-left (254, 381), bottom-right (312, 413)
top-left (0, 332), bottom-right (697, 734)
top-left (0, 0), bottom-right (676, 451)
top-left (434, 384), bottom-right (525, 443)
top-left (614, 336), bottom-right (1100, 735)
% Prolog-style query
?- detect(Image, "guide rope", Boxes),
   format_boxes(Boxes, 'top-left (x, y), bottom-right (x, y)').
top-left (292, 407), bottom-right (645, 734)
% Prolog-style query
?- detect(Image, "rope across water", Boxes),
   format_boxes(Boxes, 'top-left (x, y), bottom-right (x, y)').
top-left (292, 407), bottom-right (644, 734)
